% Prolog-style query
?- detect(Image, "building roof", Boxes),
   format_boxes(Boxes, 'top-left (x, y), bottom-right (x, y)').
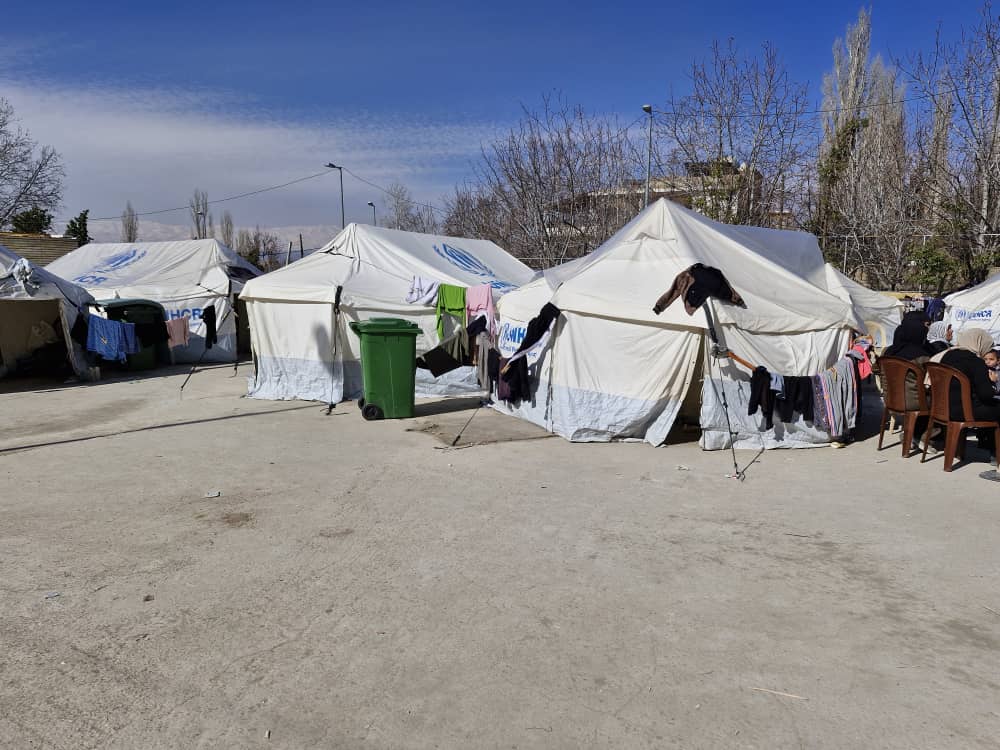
top-left (0, 232), bottom-right (79, 267)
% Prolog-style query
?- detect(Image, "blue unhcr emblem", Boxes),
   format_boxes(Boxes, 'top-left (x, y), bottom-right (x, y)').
top-left (73, 248), bottom-right (148, 285)
top-left (434, 243), bottom-right (516, 291)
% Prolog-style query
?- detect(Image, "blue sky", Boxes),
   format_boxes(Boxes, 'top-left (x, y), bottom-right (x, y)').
top-left (0, 0), bottom-right (980, 241)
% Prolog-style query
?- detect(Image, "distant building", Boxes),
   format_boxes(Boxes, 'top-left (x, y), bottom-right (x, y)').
top-left (0, 232), bottom-right (80, 266)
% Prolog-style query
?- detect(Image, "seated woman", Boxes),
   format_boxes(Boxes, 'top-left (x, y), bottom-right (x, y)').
top-left (926, 321), bottom-right (953, 354)
top-left (882, 316), bottom-right (934, 449)
top-left (940, 328), bottom-right (1000, 452)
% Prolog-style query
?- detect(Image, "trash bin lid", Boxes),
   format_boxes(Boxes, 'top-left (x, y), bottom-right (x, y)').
top-left (349, 317), bottom-right (421, 335)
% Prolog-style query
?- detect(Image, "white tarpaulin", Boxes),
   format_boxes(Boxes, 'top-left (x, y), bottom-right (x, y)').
top-left (240, 224), bottom-right (534, 403)
top-left (944, 274), bottom-right (1000, 341)
top-left (495, 200), bottom-right (861, 447)
top-left (0, 243), bottom-right (96, 380)
top-left (46, 239), bottom-right (260, 363)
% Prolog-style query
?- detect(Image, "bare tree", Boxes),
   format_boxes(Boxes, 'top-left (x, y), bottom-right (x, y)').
top-left (220, 210), bottom-right (234, 248)
top-left (0, 98), bottom-right (64, 228)
top-left (444, 95), bottom-right (644, 267)
top-left (382, 183), bottom-right (439, 233)
top-left (905, 3), bottom-right (1000, 281)
top-left (121, 201), bottom-right (139, 242)
top-left (189, 189), bottom-right (211, 239)
top-left (661, 39), bottom-right (815, 227)
top-left (235, 226), bottom-right (281, 271)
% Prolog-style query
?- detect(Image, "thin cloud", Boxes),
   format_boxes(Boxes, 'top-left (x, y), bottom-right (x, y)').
top-left (1, 78), bottom-right (500, 231)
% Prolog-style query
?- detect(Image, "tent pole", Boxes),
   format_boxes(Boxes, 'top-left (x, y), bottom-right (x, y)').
top-left (326, 285), bottom-right (344, 415)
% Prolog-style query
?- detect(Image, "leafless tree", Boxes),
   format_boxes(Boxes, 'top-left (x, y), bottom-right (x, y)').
top-left (0, 98), bottom-right (64, 228)
top-left (382, 182), bottom-right (439, 233)
top-left (905, 3), bottom-right (1000, 281)
top-left (443, 95), bottom-right (644, 267)
top-left (235, 225), bottom-right (281, 271)
top-left (661, 39), bottom-right (815, 228)
top-left (220, 210), bottom-right (234, 248)
top-left (189, 189), bottom-right (212, 239)
top-left (120, 201), bottom-right (139, 242)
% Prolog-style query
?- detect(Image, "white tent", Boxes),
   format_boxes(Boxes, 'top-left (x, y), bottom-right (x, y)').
top-left (0, 244), bottom-right (96, 380)
top-left (944, 274), bottom-right (1000, 340)
top-left (494, 200), bottom-right (867, 448)
top-left (240, 224), bottom-right (534, 403)
top-left (46, 239), bottom-right (260, 363)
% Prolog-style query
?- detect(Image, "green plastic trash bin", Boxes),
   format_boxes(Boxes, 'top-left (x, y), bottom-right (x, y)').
top-left (100, 299), bottom-right (169, 371)
top-left (349, 317), bottom-right (421, 420)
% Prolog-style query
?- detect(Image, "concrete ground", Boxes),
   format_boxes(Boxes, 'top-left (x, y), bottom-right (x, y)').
top-left (2, 365), bottom-right (999, 749)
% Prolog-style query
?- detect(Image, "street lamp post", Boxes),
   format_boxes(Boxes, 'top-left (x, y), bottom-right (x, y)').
top-left (324, 162), bottom-right (346, 229)
top-left (642, 104), bottom-right (653, 208)
top-left (367, 201), bottom-right (376, 226)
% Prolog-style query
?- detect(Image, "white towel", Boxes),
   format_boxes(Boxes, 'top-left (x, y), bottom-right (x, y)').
top-left (406, 276), bottom-right (440, 305)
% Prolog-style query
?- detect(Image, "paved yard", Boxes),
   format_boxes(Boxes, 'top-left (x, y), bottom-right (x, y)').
top-left (2, 365), bottom-right (999, 748)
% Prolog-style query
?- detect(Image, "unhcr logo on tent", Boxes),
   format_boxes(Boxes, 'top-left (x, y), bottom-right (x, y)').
top-left (954, 308), bottom-right (993, 322)
top-left (433, 243), bottom-right (515, 291)
top-left (73, 248), bottom-right (148, 285)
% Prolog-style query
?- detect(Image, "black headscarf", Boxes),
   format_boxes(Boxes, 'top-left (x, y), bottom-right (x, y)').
top-left (883, 316), bottom-right (932, 361)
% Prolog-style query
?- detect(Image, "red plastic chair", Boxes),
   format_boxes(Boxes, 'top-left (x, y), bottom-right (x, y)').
top-left (877, 356), bottom-right (930, 457)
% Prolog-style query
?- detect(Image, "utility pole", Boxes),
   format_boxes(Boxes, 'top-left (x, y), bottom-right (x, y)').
top-left (324, 163), bottom-right (346, 229)
top-left (642, 104), bottom-right (654, 207)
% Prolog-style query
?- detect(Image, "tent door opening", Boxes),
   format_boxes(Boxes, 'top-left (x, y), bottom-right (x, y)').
top-left (0, 299), bottom-right (72, 381)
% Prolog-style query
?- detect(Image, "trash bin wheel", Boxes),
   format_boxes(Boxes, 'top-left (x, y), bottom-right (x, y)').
top-left (357, 398), bottom-right (365, 409)
top-left (361, 403), bottom-right (384, 421)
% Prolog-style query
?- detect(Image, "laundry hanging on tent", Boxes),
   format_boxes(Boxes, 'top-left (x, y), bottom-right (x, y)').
top-left (203, 305), bottom-right (218, 349)
top-left (86, 317), bottom-right (134, 363)
top-left (166, 317), bottom-right (190, 348)
top-left (466, 283), bottom-right (497, 337)
top-left (504, 303), bottom-right (560, 369)
top-left (406, 276), bottom-right (440, 305)
top-left (417, 315), bottom-right (488, 377)
top-left (652, 263), bottom-right (745, 316)
top-left (435, 284), bottom-right (466, 339)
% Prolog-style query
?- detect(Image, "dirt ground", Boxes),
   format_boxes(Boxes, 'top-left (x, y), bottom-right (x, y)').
top-left (2, 364), bottom-right (1000, 749)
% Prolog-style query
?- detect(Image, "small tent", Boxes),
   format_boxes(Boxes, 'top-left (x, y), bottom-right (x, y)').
top-left (240, 223), bottom-right (534, 403)
top-left (46, 239), bottom-right (260, 363)
top-left (944, 273), bottom-right (1000, 339)
top-left (0, 244), bottom-right (96, 380)
top-left (494, 199), bottom-right (867, 448)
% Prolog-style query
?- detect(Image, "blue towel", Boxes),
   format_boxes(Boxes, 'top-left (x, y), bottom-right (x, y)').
top-left (121, 321), bottom-right (140, 354)
top-left (86, 316), bottom-right (129, 362)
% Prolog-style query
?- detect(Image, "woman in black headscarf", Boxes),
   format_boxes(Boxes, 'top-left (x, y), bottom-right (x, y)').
top-left (883, 315), bottom-right (933, 361)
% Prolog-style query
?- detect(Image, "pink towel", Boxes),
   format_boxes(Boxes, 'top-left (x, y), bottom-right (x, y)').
top-left (466, 284), bottom-right (496, 336)
top-left (166, 317), bottom-right (190, 348)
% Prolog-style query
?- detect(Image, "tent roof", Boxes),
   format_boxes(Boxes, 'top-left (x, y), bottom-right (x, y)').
top-left (240, 224), bottom-right (534, 304)
top-left (529, 199), bottom-right (860, 334)
top-left (45, 239), bottom-right (260, 302)
top-left (945, 271), bottom-right (1000, 311)
top-left (0, 243), bottom-right (94, 309)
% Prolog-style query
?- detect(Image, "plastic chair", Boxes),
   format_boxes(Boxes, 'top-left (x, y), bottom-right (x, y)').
top-left (922, 362), bottom-right (1000, 472)
top-left (877, 356), bottom-right (930, 457)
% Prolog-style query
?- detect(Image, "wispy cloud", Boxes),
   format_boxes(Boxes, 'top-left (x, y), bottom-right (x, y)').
top-left (1, 77), bottom-right (500, 234)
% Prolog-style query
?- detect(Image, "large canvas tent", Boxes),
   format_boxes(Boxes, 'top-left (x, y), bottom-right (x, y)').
top-left (240, 223), bottom-right (534, 403)
top-left (944, 273), bottom-right (1000, 340)
top-left (0, 244), bottom-right (95, 380)
top-left (47, 239), bottom-right (260, 363)
top-left (494, 200), bottom-right (870, 448)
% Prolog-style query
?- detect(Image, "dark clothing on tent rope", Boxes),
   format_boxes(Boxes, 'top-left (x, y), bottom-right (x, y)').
top-left (510, 303), bottom-right (560, 359)
top-left (652, 263), bottom-right (745, 316)
top-left (776, 376), bottom-right (815, 423)
top-left (748, 366), bottom-right (775, 430)
top-left (499, 356), bottom-right (531, 403)
top-left (203, 305), bottom-right (217, 349)
top-left (882, 316), bottom-right (932, 361)
top-left (416, 315), bottom-right (488, 377)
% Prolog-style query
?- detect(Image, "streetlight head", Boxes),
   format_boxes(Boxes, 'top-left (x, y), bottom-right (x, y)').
top-left (642, 104), bottom-right (653, 114)
top-left (325, 162), bottom-right (340, 169)
top-left (367, 201), bottom-right (375, 207)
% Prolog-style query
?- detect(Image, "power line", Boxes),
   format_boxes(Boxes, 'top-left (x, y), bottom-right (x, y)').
top-left (339, 166), bottom-right (450, 216)
top-left (90, 170), bottom-right (332, 221)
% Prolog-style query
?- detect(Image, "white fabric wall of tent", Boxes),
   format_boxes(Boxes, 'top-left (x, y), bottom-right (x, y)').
top-left (0, 244), bottom-right (96, 381)
top-left (46, 240), bottom-right (260, 363)
top-left (240, 224), bottom-right (534, 404)
top-left (944, 273), bottom-right (1000, 341)
top-left (494, 200), bottom-right (897, 449)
